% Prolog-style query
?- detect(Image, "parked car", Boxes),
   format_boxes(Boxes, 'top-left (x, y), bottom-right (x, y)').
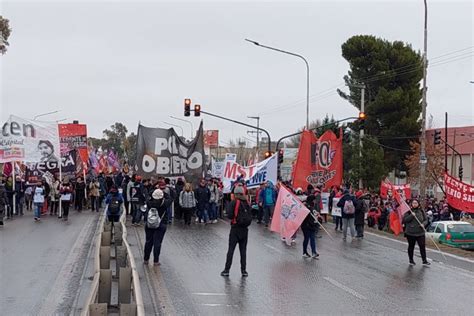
top-left (427, 221), bottom-right (474, 250)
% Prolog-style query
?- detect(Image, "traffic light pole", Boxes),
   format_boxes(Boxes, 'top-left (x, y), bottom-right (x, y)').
top-left (440, 137), bottom-right (463, 181)
top-left (199, 110), bottom-right (272, 152)
top-left (445, 112), bottom-right (448, 173)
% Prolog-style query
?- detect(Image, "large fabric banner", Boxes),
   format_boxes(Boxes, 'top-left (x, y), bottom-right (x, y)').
top-left (380, 181), bottom-right (411, 200)
top-left (271, 185), bottom-right (310, 240)
top-left (222, 154), bottom-right (277, 193)
top-left (1, 115), bottom-right (60, 164)
top-left (58, 123), bottom-right (88, 165)
top-left (444, 173), bottom-right (474, 213)
top-left (136, 122), bottom-right (205, 180)
top-left (204, 130), bottom-right (219, 147)
top-left (292, 129), bottom-right (343, 191)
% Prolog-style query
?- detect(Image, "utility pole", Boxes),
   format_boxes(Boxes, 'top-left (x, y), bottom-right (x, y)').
top-left (419, 0), bottom-right (429, 199)
top-left (247, 116), bottom-right (260, 156)
top-left (359, 85), bottom-right (365, 189)
top-left (445, 112), bottom-right (448, 172)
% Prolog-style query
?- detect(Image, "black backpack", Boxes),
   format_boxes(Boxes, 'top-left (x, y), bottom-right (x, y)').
top-left (232, 200), bottom-right (252, 227)
top-left (108, 196), bottom-right (121, 215)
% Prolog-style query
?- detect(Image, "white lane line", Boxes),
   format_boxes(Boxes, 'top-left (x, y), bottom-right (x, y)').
top-left (201, 303), bottom-right (238, 307)
top-left (193, 293), bottom-right (227, 296)
top-left (365, 231), bottom-right (474, 264)
top-left (264, 243), bottom-right (283, 254)
top-left (323, 277), bottom-right (367, 300)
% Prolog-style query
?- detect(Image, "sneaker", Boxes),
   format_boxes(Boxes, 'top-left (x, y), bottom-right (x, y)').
top-left (422, 261), bottom-right (431, 266)
top-left (241, 271), bottom-right (249, 277)
top-left (409, 261), bottom-right (416, 266)
top-left (143, 261), bottom-right (149, 265)
top-left (342, 237), bottom-right (347, 241)
top-left (312, 253), bottom-right (320, 259)
top-left (153, 262), bottom-right (161, 266)
top-left (213, 219), bottom-right (218, 224)
top-left (220, 270), bottom-right (230, 277)
top-left (302, 253), bottom-right (311, 258)
top-left (34, 217), bottom-right (38, 221)
top-left (0, 220), bottom-right (4, 226)
top-left (195, 218), bottom-right (199, 222)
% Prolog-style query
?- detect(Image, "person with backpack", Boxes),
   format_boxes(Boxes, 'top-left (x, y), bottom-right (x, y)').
top-left (143, 189), bottom-right (172, 266)
top-left (221, 185), bottom-right (252, 277)
top-left (105, 185), bottom-right (124, 223)
top-left (179, 183), bottom-right (196, 226)
top-left (130, 176), bottom-right (145, 226)
top-left (194, 178), bottom-right (211, 224)
top-left (60, 180), bottom-right (74, 221)
top-left (337, 189), bottom-right (356, 241)
top-left (208, 178), bottom-right (220, 223)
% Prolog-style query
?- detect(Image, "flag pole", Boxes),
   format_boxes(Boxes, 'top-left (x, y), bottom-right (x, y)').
top-left (12, 162), bottom-right (16, 216)
top-left (83, 162), bottom-right (87, 201)
top-left (59, 162), bottom-right (62, 218)
top-left (310, 212), bottom-right (335, 241)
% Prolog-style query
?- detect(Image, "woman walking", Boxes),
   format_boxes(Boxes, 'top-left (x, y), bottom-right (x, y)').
top-left (50, 176), bottom-right (60, 216)
top-left (60, 180), bottom-right (74, 221)
top-left (402, 199), bottom-right (430, 266)
top-left (33, 182), bottom-right (46, 221)
top-left (179, 183), bottom-right (196, 226)
top-left (143, 189), bottom-right (172, 266)
top-left (301, 210), bottom-right (320, 259)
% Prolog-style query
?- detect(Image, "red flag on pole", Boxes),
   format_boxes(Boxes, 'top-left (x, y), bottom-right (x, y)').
top-left (271, 185), bottom-right (310, 240)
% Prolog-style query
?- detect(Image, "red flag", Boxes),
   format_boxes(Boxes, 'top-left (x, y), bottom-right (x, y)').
top-left (292, 129), bottom-right (343, 191)
top-left (393, 189), bottom-right (411, 220)
top-left (444, 172), bottom-right (474, 213)
top-left (271, 185), bottom-right (310, 240)
top-left (389, 211), bottom-right (402, 236)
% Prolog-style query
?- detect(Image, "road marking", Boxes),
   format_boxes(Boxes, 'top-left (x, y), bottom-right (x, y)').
top-left (193, 292), bottom-right (227, 296)
top-left (201, 303), bottom-right (238, 307)
top-left (323, 277), bottom-right (367, 300)
top-left (365, 231), bottom-right (474, 264)
top-left (263, 243), bottom-right (283, 254)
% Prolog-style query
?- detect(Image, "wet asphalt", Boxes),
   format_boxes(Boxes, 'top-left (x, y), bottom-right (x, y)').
top-left (130, 219), bottom-right (474, 315)
top-left (0, 209), bottom-right (99, 316)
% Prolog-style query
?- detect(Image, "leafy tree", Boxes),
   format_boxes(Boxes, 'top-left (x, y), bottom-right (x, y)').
top-left (344, 134), bottom-right (387, 190)
top-left (123, 132), bottom-right (137, 166)
top-left (405, 140), bottom-right (444, 190)
top-left (0, 16), bottom-right (11, 55)
top-left (338, 35), bottom-right (423, 174)
top-left (287, 114), bottom-right (340, 147)
top-left (102, 123), bottom-right (128, 157)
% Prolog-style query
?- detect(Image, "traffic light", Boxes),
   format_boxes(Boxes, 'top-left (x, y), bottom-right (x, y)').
top-left (194, 104), bottom-right (201, 117)
top-left (434, 130), bottom-right (442, 145)
top-left (358, 112), bottom-right (366, 130)
top-left (184, 98), bottom-right (191, 117)
top-left (459, 166), bottom-right (463, 180)
top-left (264, 151), bottom-right (273, 159)
top-left (278, 149), bottom-right (284, 164)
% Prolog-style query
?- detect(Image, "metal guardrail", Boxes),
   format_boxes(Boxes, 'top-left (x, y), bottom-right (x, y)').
top-left (81, 208), bottom-right (144, 315)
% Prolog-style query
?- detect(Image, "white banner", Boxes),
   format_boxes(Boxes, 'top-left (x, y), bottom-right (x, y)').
top-left (1, 115), bottom-right (60, 164)
top-left (211, 160), bottom-right (225, 179)
top-left (331, 197), bottom-right (342, 217)
top-left (321, 192), bottom-right (330, 214)
top-left (222, 154), bottom-right (277, 193)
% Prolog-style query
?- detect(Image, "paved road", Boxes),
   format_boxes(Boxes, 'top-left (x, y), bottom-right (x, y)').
top-left (131, 220), bottom-right (474, 315)
top-left (0, 210), bottom-right (100, 316)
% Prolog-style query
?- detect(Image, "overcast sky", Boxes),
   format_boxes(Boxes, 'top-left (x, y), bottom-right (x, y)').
top-left (1, 0), bottom-right (473, 146)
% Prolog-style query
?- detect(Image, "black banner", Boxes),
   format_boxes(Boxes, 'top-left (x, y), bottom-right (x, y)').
top-left (136, 121), bottom-right (205, 181)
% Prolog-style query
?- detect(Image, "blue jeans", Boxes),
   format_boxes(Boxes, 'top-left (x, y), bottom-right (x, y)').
top-left (208, 202), bottom-right (217, 221)
top-left (34, 203), bottom-right (43, 218)
top-left (134, 206), bottom-right (146, 224)
top-left (197, 203), bottom-right (209, 222)
top-left (302, 228), bottom-right (316, 255)
top-left (263, 205), bottom-right (275, 225)
top-left (131, 202), bottom-right (140, 224)
top-left (166, 204), bottom-right (172, 223)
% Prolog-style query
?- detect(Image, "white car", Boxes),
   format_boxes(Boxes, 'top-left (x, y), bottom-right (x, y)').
top-left (426, 221), bottom-right (472, 242)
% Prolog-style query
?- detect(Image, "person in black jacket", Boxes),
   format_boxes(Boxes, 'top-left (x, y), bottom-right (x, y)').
top-left (143, 189), bottom-right (172, 266)
top-left (354, 190), bottom-right (367, 238)
top-left (402, 199), bottom-right (430, 266)
top-left (337, 189), bottom-right (356, 241)
top-left (301, 210), bottom-right (320, 259)
top-left (0, 179), bottom-right (8, 226)
top-left (174, 178), bottom-right (185, 221)
top-left (221, 185), bottom-right (251, 277)
top-left (194, 178), bottom-right (211, 224)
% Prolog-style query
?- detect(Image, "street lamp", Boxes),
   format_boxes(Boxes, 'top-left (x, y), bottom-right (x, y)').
top-left (33, 110), bottom-right (60, 120)
top-left (170, 116), bottom-right (194, 138)
top-left (245, 39), bottom-right (310, 129)
top-left (163, 121), bottom-right (184, 137)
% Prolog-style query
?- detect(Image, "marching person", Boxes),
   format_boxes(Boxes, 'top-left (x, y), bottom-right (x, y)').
top-left (60, 179), bottom-right (74, 221)
top-left (143, 188), bottom-right (172, 266)
top-left (179, 183), bottom-right (196, 226)
top-left (74, 176), bottom-right (86, 211)
top-left (49, 176), bottom-right (60, 216)
top-left (194, 178), bottom-right (211, 224)
top-left (0, 178), bottom-right (8, 226)
top-left (259, 181), bottom-right (277, 228)
top-left (208, 178), bottom-right (220, 223)
top-left (337, 189), bottom-right (357, 241)
top-left (33, 180), bottom-right (46, 221)
top-left (221, 185), bottom-right (252, 277)
top-left (89, 178), bottom-right (101, 212)
top-left (354, 190), bottom-right (367, 239)
top-left (301, 209), bottom-right (320, 259)
top-left (105, 185), bottom-right (123, 223)
top-left (402, 199), bottom-right (430, 266)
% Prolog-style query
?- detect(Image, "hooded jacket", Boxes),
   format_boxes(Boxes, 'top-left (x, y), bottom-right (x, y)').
top-left (402, 207), bottom-right (428, 237)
